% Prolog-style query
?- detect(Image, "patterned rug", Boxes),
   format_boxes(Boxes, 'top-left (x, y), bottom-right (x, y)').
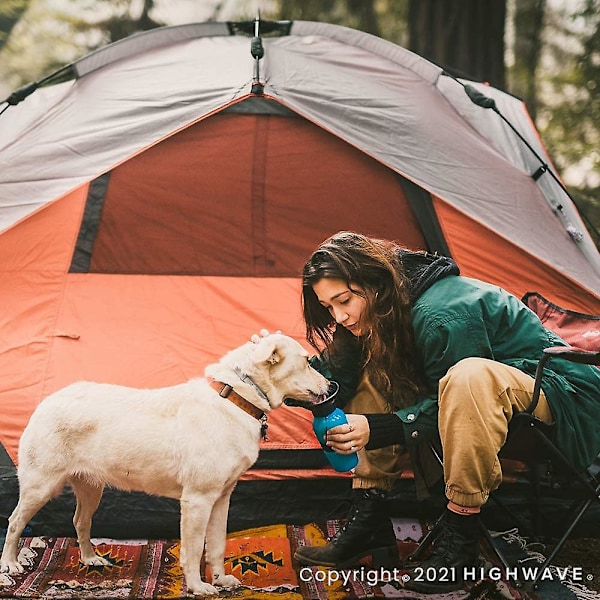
top-left (0, 519), bottom-right (596, 599)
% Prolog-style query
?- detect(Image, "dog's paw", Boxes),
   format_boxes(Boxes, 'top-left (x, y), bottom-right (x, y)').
top-left (0, 560), bottom-right (25, 575)
top-left (186, 579), bottom-right (219, 597)
top-left (81, 555), bottom-right (113, 567)
top-left (212, 573), bottom-right (241, 589)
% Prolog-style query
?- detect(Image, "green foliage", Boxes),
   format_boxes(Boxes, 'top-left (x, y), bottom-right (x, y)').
top-left (0, 0), bottom-right (165, 92)
top-left (0, 0), bottom-right (30, 46)
top-left (539, 8), bottom-right (599, 170)
top-left (533, 0), bottom-right (599, 246)
top-left (0, 0), bottom-right (30, 20)
top-left (262, 0), bottom-right (409, 44)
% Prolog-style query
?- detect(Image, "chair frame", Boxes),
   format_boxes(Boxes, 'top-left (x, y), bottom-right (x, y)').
top-left (408, 346), bottom-right (600, 591)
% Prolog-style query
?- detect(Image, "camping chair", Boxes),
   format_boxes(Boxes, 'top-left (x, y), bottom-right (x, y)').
top-left (408, 345), bottom-right (600, 591)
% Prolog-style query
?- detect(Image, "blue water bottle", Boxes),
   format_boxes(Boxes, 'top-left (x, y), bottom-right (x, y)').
top-left (311, 381), bottom-right (359, 473)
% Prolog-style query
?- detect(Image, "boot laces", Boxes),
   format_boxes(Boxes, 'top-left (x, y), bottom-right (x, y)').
top-left (331, 503), bottom-right (361, 542)
top-left (430, 516), bottom-right (461, 559)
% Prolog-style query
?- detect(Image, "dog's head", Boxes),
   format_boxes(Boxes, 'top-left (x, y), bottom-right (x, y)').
top-left (210, 333), bottom-right (330, 412)
top-left (246, 333), bottom-right (330, 410)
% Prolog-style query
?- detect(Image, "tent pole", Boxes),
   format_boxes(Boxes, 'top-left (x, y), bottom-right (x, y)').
top-left (251, 13), bottom-right (264, 95)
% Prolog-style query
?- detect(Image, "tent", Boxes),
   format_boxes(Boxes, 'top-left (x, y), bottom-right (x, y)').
top-left (1, 20), bottom-right (599, 535)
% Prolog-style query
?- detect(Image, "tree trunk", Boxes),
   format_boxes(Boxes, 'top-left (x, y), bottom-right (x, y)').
top-left (511, 0), bottom-right (545, 120)
top-left (408, 0), bottom-right (506, 89)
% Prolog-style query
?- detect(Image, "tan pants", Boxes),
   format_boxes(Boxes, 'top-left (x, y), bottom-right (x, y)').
top-left (346, 358), bottom-right (553, 506)
top-left (344, 375), bottom-right (404, 491)
top-left (439, 357), bottom-right (553, 507)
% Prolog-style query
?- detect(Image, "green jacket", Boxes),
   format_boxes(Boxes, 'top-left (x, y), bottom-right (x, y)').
top-left (400, 275), bottom-right (600, 472)
top-left (316, 275), bottom-right (600, 472)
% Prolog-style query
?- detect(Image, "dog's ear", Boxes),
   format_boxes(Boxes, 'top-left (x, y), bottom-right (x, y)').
top-left (253, 339), bottom-right (281, 365)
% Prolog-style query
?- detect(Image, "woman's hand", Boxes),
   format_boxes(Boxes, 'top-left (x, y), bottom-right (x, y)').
top-left (326, 414), bottom-right (370, 454)
top-left (250, 329), bottom-right (281, 343)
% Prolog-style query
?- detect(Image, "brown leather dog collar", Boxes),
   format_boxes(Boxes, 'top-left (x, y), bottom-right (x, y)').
top-left (209, 379), bottom-right (268, 439)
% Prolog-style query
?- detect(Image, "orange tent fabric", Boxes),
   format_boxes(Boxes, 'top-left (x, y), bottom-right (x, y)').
top-left (0, 21), bottom-right (598, 484)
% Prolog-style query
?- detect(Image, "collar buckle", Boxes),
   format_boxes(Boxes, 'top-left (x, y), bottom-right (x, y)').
top-left (208, 379), bottom-right (267, 433)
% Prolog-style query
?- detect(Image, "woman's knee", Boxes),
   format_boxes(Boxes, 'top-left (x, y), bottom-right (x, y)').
top-left (440, 357), bottom-right (496, 392)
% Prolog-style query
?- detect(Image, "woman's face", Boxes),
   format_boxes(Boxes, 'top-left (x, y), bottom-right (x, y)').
top-left (312, 278), bottom-right (367, 337)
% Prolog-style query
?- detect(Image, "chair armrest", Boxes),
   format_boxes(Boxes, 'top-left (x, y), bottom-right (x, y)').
top-left (527, 346), bottom-right (599, 415)
top-left (542, 346), bottom-right (600, 366)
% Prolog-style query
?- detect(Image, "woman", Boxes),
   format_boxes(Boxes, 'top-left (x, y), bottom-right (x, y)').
top-left (294, 231), bottom-right (600, 593)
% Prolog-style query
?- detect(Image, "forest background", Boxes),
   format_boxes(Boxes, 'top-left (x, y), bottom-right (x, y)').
top-left (0, 0), bottom-right (598, 246)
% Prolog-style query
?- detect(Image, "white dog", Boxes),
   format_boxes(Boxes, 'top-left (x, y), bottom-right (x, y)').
top-left (0, 333), bottom-right (329, 596)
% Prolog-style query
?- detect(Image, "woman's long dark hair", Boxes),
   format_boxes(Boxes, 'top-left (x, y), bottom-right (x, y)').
top-left (302, 231), bottom-right (424, 409)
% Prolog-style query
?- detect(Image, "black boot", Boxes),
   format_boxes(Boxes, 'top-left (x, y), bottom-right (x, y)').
top-left (404, 509), bottom-right (481, 594)
top-left (294, 488), bottom-right (398, 568)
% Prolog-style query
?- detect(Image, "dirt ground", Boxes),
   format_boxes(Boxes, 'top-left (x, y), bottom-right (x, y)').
top-left (554, 538), bottom-right (600, 593)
